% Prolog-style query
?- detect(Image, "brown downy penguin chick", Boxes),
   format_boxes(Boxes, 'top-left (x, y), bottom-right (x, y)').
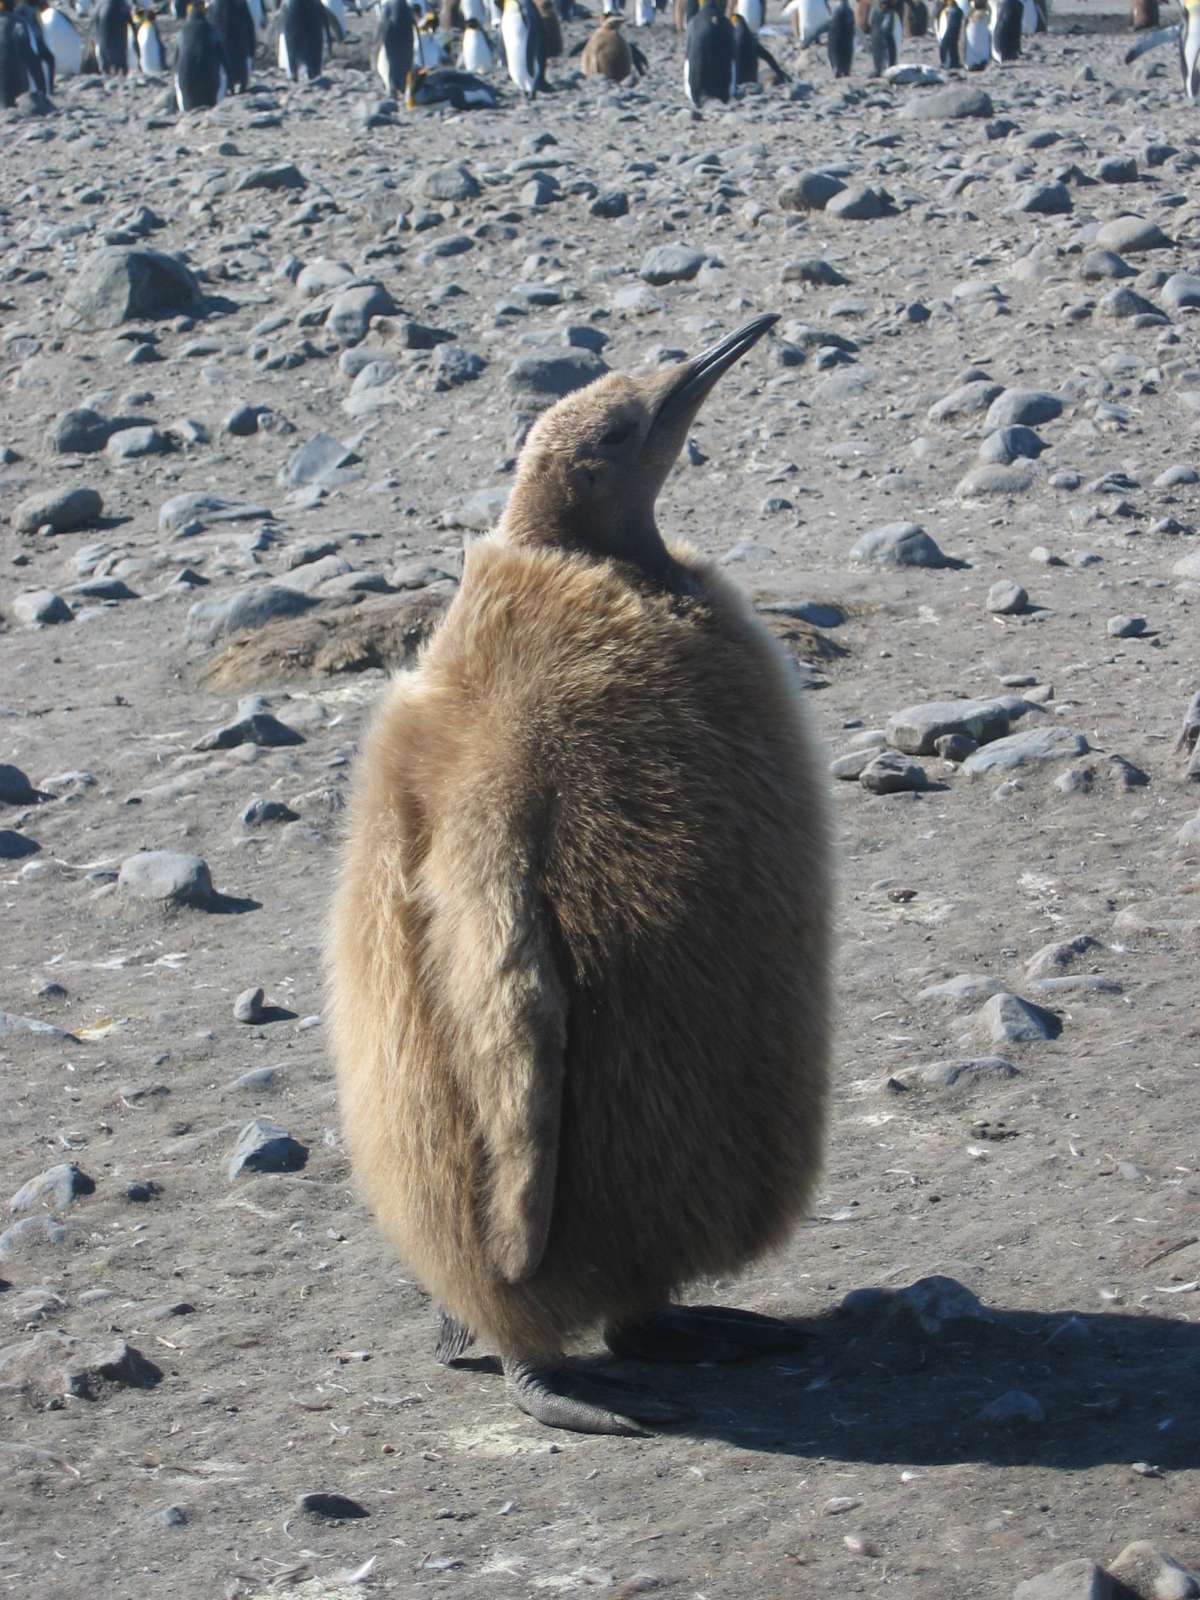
top-left (330, 315), bottom-right (833, 1437)
top-left (582, 14), bottom-right (646, 77)
top-left (855, 0), bottom-right (870, 29)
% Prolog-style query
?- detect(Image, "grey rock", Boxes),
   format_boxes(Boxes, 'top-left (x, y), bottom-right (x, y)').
top-left (759, 600), bottom-right (843, 628)
top-left (781, 257), bottom-right (849, 286)
top-left (1162, 274), bottom-right (1200, 313)
top-left (1079, 249), bottom-right (1136, 281)
top-left (778, 171), bottom-right (846, 212)
top-left (382, 318), bottom-right (455, 351)
top-left (928, 380), bottom-right (1003, 422)
top-left (962, 727), bottom-right (1089, 774)
top-left (147, 1505), bottom-right (187, 1528)
top-left (979, 992), bottom-right (1062, 1043)
top-left (159, 492), bottom-right (272, 532)
top-left (0, 765), bottom-right (38, 805)
top-left (936, 732), bottom-right (978, 762)
top-left (832, 748), bottom-right (885, 780)
top-left (1099, 286), bottom-right (1160, 320)
top-left (892, 1056), bottom-right (1017, 1090)
top-left (10, 1164), bottom-right (95, 1213)
top-left (887, 699), bottom-right (1014, 755)
top-left (298, 1492), bottom-right (369, 1520)
top-left (1049, 470), bottom-right (1081, 489)
top-left (0, 1215), bottom-right (69, 1258)
top-left (278, 432), bottom-right (358, 487)
top-left (1056, 766), bottom-right (1093, 795)
top-left (849, 522), bottom-right (952, 568)
top-left (326, 284), bottom-right (396, 348)
top-left (58, 248), bottom-right (204, 332)
top-left (62, 1338), bottom-right (162, 1398)
top-left (980, 1389), bottom-right (1045, 1426)
top-left (841, 1274), bottom-right (991, 1332)
top-left (236, 163), bottom-right (306, 192)
top-left (14, 487), bottom-right (103, 534)
top-left (1013, 182), bottom-right (1073, 216)
top-left (419, 164), bottom-right (481, 203)
top-left (1025, 935), bottom-right (1100, 979)
top-left (117, 851), bottom-right (212, 909)
top-left (233, 987), bottom-right (265, 1024)
top-left (229, 1119), bottom-right (308, 1182)
top-left (241, 796), bottom-right (299, 826)
top-left (988, 580), bottom-right (1028, 614)
top-left (13, 589), bottom-right (72, 627)
top-left (224, 402), bottom-right (260, 436)
top-left (1013, 1562), bottom-right (1117, 1600)
top-left (902, 84), bottom-right (993, 120)
top-left (986, 388), bottom-right (1063, 429)
top-left (186, 583), bottom-right (317, 644)
top-left (825, 186), bottom-right (891, 221)
top-left (1155, 464), bottom-right (1199, 488)
top-left (0, 1009), bottom-right (75, 1040)
top-left (919, 974), bottom-right (1009, 1007)
top-left (47, 407), bottom-right (116, 454)
top-left (1094, 216), bottom-right (1171, 253)
top-left (520, 174), bottom-right (560, 210)
top-left (640, 244), bottom-right (706, 286)
top-left (980, 426), bottom-right (1044, 465)
top-left (812, 365), bottom-right (878, 401)
top-left (230, 1066), bottom-right (280, 1091)
top-left (590, 190), bottom-right (629, 219)
top-left (1107, 614), bottom-right (1146, 638)
top-left (860, 751), bottom-right (927, 794)
top-left (194, 695), bottom-right (305, 751)
top-left (440, 486), bottom-right (510, 530)
top-left (506, 349), bottom-right (609, 407)
top-left (295, 260), bottom-right (355, 298)
top-left (1108, 1540), bottom-right (1200, 1600)
top-left (105, 425), bottom-right (169, 460)
top-left (1096, 154), bottom-right (1138, 183)
top-left (433, 344), bottom-right (485, 390)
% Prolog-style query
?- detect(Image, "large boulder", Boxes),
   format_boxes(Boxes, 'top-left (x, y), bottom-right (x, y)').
top-left (640, 244), bottom-right (707, 285)
top-left (505, 349), bottom-right (609, 408)
top-left (14, 487), bottom-right (103, 534)
top-left (903, 84), bottom-right (993, 120)
top-left (325, 284), bottom-right (397, 348)
top-left (58, 249), bottom-right (204, 332)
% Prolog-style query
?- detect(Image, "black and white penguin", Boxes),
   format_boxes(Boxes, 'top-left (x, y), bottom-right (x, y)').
top-left (732, 11), bottom-right (785, 79)
top-left (1183, 0), bottom-right (1200, 101)
top-left (173, 0), bottom-right (227, 103)
top-left (733, 0), bottom-right (760, 30)
top-left (0, 0), bottom-right (47, 100)
top-left (988, 0), bottom-right (1018, 59)
top-left (963, 0), bottom-right (987, 65)
top-left (373, 0), bottom-right (412, 89)
top-left (278, 0), bottom-right (339, 79)
top-left (781, 0), bottom-right (827, 44)
top-left (129, 4), bottom-right (165, 71)
top-left (14, 0), bottom-right (54, 86)
top-left (210, 0), bottom-right (254, 88)
top-left (825, 0), bottom-right (852, 71)
top-left (404, 61), bottom-right (497, 101)
top-left (868, 0), bottom-right (899, 72)
top-left (935, 0), bottom-right (959, 63)
top-left (684, 0), bottom-right (734, 105)
top-left (458, 13), bottom-right (492, 66)
top-left (93, 0), bottom-right (128, 70)
top-left (500, 0), bottom-right (543, 96)
top-left (40, 4), bottom-right (82, 75)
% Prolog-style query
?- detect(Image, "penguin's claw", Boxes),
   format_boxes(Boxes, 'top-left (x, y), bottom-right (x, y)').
top-left (604, 1303), bottom-right (809, 1364)
top-left (435, 1310), bottom-right (476, 1365)
top-left (503, 1359), bottom-right (685, 1435)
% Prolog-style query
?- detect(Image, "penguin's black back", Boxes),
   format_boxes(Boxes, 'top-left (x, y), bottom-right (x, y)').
top-left (936, 0), bottom-right (960, 65)
top-left (15, 2), bottom-right (53, 90)
top-left (732, 11), bottom-right (756, 80)
top-left (375, 0), bottom-right (413, 84)
top-left (521, 0), bottom-right (546, 86)
top-left (868, 0), bottom-right (896, 71)
top-left (685, 0), bottom-right (734, 105)
top-left (175, 10), bottom-right (226, 104)
top-left (210, 0), bottom-right (254, 87)
top-left (827, 0), bottom-right (853, 73)
top-left (95, 0), bottom-right (129, 72)
top-left (281, 0), bottom-right (327, 77)
top-left (991, 0), bottom-right (1019, 57)
top-left (0, 11), bottom-right (38, 104)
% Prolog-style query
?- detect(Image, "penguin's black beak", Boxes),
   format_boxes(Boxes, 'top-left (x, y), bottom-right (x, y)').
top-left (647, 313), bottom-right (779, 446)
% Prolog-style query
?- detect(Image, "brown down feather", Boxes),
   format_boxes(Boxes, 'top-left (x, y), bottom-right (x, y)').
top-left (582, 17), bottom-right (632, 79)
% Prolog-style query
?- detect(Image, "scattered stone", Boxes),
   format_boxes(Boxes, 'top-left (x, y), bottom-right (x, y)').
top-left (241, 797), bottom-right (299, 826)
top-left (979, 992), bottom-right (1062, 1044)
top-left (980, 426), bottom-right (1044, 465)
top-left (58, 248), bottom-right (205, 332)
top-left (640, 244), bottom-right (706, 285)
top-left (986, 389), bottom-right (1063, 429)
top-left (506, 349), bottom-right (609, 407)
top-left (903, 84), bottom-right (993, 119)
top-left (46, 407), bottom-right (115, 454)
top-left (10, 1164), bottom-right (95, 1213)
top-left (105, 425), bottom-right (169, 461)
top-left (1079, 249), bottom-right (1136, 281)
top-left (988, 580), bottom-right (1028, 614)
top-left (0, 1010), bottom-right (76, 1041)
top-left (979, 1389), bottom-right (1045, 1426)
top-left (419, 164), bottom-right (481, 203)
top-left (12, 589), bottom-right (71, 627)
top-left (860, 751), bottom-right (927, 794)
top-left (224, 401), bottom-right (261, 437)
top-left (14, 487), bottom-right (103, 535)
top-left (929, 380), bottom-right (1003, 422)
top-left (327, 284), bottom-right (397, 348)
top-left (1014, 182), bottom-right (1073, 216)
top-left (185, 583), bottom-right (318, 645)
top-left (433, 345), bottom-right (486, 390)
top-left (299, 1492), bottom-right (369, 1520)
top-left (147, 1505), bottom-right (187, 1528)
top-left (233, 987), bottom-right (265, 1024)
top-left (957, 463), bottom-right (1034, 497)
top-left (961, 727), bottom-right (1089, 775)
top-left (229, 1119), bottom-right (308, 1181)
top-left (159, 492), bottom-right (273, 532)
top-left (1094, 216), bottom-right (1171, 254)
top-left (1108, 614), bottom-right (1146, 638)
top-left (825, 186), bottom-right (892, 221)
top-left (841, 1274), bottom-right (991, 1333)
top-left (849, 523), bottom-right (953, 568)
top-left (194, 695), bottom-right (305, 751)
top-left (279, 432), bottom-right (358, 488)
top-left (1026, 936), bottom-right (1100, 979)
top-left (1161, 274), bottom-right (1200, 314)
top-left (778, 171), bottom-right (846, 212)
top-left (1013, 1561), bottom-right (1115, 1600)
top-left (236, 163), bottom-right (306, 192)
top-left (0, 1215), bottom-right (69, 1259)
top-left (891, 1056), bottom-right (1017, 1089)
top-left (1096, 154), bottom-right (1138, 184)
top-left (919, 974), bottom-right (1009, 1006)
top-left (117, 851), bottom-right (214, 906)
top-left (781, 257), bottom-right (849, 286)
top-left (589, 190), bottom-right (629, 219)
top-left (887, 699), bottom-right (1014, 755)
top-left (936, 733), bottom-right (978, 762)
top-left (63, 1338), bottom-right (163, 1398)
top-left (1108, 1541), bottom-right (1200, 1600)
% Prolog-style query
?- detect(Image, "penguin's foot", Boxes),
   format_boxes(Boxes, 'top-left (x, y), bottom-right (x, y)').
top-left (604, 1303), bottom-right (809, 1364)
top-left (435, 1310), bottom-right (476, 1366)
top-left (504, 1358), bottom-right (685, 1436)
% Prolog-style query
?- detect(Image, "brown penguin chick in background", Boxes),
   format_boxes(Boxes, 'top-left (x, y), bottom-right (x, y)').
top-left (1130, 0), bottom-right (1158, 25)
top-left (581, 15), bottom-right (648, 78)
top-left (438, 0), bottom-right (462, 29)
top-left (329, 315), bottom-right (834, 1437)
top-left (855, 0), bottom-right (871, 29)
top-left (902, 0), bottom-right (927, 33)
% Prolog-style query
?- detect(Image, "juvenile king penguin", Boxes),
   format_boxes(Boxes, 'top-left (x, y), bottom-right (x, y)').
top-left (93, 0), bottom-right (130, 71)
top-left (174, 0), bottom-right (227, 102)
top-left (1181, 0), bottom-right (1200, 100)
top-left (988, 0), bottom-right (1018, 58)
top-left (330, 313), bottom-right (833, 1437)
top-left (733, 12), bottom-right (786, 78)
top-left (935, 0), bottom-right (960, 63)
top-left (825, 0), bottom-right (852, 68)
top-left (684, 0), bottom-right (734, 104)
top-left (0, 0), bottom-right (47, 101)
top-left (374, 0), bottom-right (413, 88)
top-left (581, 14), bottom-right (646, 77)
top-left (963, 0), bottom-right (988, 66)
top-left (500, 0), bottom-right (543, 95)
top-left (130, 5), bottom-right (165, 72)
top-left (278, 0), bottom-right (339, 79)
top-left (458, 12), bottom-right (492, 64)
top-left (210, 0), bottom-right (254, 88)
top-left (40, 4), bottom-right (81, 73)
top-left (868, 0), bottom-right (900, 71)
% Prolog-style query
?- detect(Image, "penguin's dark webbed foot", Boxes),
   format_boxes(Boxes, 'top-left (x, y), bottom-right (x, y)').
top-left (503, 1358), bottom-right (685, 1435)
top-left (435, 1310), bottom-right (476, 1365)
top-left (604, 1303), bottom-right (809, 1364)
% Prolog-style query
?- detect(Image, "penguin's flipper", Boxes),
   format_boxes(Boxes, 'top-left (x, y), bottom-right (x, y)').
top-left (629, 36), bottom-right (648, 68)
top-left (606, 1304), bottom-right (811, 1363)
top-left (755, 35), bottom-right (787, 75)
top-left (505, 1358), bottom-right (686, 1435)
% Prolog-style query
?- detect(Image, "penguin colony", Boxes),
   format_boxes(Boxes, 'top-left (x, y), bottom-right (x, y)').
top-left (330, 317), bottom-right (834, 1434)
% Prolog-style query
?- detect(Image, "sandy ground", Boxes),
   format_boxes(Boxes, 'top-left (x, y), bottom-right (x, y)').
top-left (2, 1), bottom-right (1200, 1595)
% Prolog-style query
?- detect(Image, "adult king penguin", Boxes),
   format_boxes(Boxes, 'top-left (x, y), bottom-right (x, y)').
top-left (210, 0), bottom-right (254, 90)
top-left (500, 0), bottom-right (543, 96)
top-left (733, 11), bottom-right (786, 79)
top-left (330, 314), bottom-right (833, 1437)
top-left (130, 4), bottom-right (165, 72)
top-left (14, 0), bottom-right (54, 85)
top-left (373, 0), bottom-right (413, 87)
top-left (40, 3), bottom-right (81, 75)
top-left (684, 0), bottom-right (734, 105)
top-left (1180, 0), bottom-right (1199, 99)
top-left (935, 0), bottom-right (960, 63)
top-left (457, 12), bottom-right (492, 66)
top-left (868, 0), bottom-right (900, 71)
top-left (174, 0), bottom-right (227, 103)
top-left (278, 0), bottom-right (340, 79)
top-left (0, 0), bottom-right (47, 101)
top-left (825, 0), bottom-right (853, 72)
top-left (963, 0), bottom-right (988, 67)
top-left (93, 0), bottom-right (129, 71)
top-left (988, 0), bottom-right (1019, 58)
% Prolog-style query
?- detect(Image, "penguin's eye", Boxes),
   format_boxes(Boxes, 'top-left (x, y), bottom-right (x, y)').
top-left (598, 420), bottom-right (635, 451)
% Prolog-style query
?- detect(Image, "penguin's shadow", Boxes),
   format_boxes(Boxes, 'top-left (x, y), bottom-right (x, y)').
top-left (638, 1302), bottom-right (1200, 1469)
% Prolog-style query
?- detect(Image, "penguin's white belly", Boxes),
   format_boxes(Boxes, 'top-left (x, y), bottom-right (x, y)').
top-left (247, 0), bottom-right (264, 25)
top-left (735, 0), bottom-right (761, 31)
top-left (634, 0), bottom-right (653, 24)
top-left (501, 10), bottom-right (533, 90)
top-left (1019, 0), bottom-right (1034, 29)
top-left (798, 0), bottom-right (826, 43)
top-left (41, 8), bottom-right (82, 73)
top-left (1185, 9), bottom-right (1200, 100)
top-left (964, 15), bottom-right (987, 60)
top-left (322, 0), bottom-right (345, 30)
top-left (277, 31), bottom-right (290, 71)
top-left (375, 41), bottom-right (391, 86)
top-left (139, 28), bottom-right (164, 72)
top-left (462, 28), bottom-right (491, 66)
top-left (682, 52), bottom-right (692, 103)
top-left (217, 61), bottom-right (226, 96)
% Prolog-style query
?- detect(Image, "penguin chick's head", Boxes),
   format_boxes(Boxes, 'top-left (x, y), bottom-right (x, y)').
top-left (503, 313), bottom-right (778, 580)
